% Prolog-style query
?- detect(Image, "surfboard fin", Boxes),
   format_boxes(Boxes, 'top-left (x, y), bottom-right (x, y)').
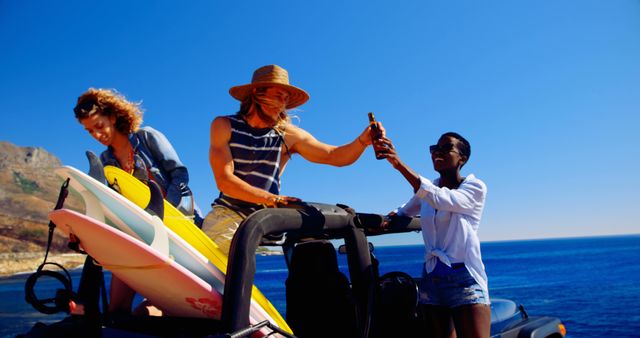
top-left (85, 151), bottom-right (107, 185)
top-left (145, 180), bottom-right (165, 220)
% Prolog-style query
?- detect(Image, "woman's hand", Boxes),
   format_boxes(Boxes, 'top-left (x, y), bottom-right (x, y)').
top-left (374, 137), bottom-right (402, 168)
top-left (381, 211), bottom-right (397, 229)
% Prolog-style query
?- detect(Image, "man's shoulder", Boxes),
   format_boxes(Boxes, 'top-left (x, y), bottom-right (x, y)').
top-left (212, 115), bottom-right (234, 129)
top-left (214, 114), bottom-right (247, 125)
top-left (283, 122), bottom-right (307, 137)
top-left (210, 116), bottom-right (234, 144)
top-left (214, 114), bottom-right (241, 122)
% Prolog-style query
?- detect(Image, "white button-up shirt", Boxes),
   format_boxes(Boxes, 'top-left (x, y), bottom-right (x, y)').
top-left (396, 174), bottom-right (489, 296)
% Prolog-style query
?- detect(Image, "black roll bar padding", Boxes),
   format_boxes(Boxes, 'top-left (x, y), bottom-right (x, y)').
top-left (354, 213), bottom-right (422, 236)
top-left (221, 202), bottom-right (374, 338)
top-left (342, 221), bottom-right (376, 338)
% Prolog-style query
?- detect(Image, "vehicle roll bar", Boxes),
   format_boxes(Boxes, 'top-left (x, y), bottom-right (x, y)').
top-left (221, 202), bottom-right (374, 337)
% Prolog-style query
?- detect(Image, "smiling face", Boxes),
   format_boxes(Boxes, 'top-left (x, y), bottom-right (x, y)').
top-left (79, 113), bottom-right (119, 147)
top-left (430, 135), bottom-right (468, 173)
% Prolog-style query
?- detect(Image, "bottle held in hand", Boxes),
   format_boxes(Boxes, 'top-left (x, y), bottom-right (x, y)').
top-left (368, 112), bottom-right (385, 160)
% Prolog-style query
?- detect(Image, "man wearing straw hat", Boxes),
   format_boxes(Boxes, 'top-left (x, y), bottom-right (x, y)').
top-left (203, 64), bottom-right (383, 255)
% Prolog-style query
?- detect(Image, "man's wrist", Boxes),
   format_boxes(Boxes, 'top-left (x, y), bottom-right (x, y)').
top-left (266, 195), bottom-right (282, 206)
top-left (357, 136), bottom-right (367, 146)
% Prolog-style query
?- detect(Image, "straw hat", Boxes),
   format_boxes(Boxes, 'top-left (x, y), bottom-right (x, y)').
top-left (229, 65), bottom-right (310, 109)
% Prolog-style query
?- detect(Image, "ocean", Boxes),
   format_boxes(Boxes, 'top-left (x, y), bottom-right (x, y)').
top-left (1, 235), bottom-right (639, 338)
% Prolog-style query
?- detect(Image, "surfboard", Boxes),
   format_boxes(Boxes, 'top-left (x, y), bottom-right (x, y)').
top-left (101, 166), bottom-right (286, 327)
top-left (50, 208), bottom-right (222, 318)
top-left (103, 165), bottom-right (229, 268)
top-left (55, 165), bottom-right (290, 335)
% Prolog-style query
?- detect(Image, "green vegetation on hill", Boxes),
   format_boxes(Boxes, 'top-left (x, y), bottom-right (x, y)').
top-left (12, 171), bottom-right (40, 194)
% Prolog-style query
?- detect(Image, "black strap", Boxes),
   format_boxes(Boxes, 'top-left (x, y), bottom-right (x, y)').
top-left (42, 178), bottom-right (70, 265)
top-left (24, 263), bottom-right (74, 314)
top-left (25, 179), bottom-right (77, 315)
top-left (67, 233), bottom-right (87, 255)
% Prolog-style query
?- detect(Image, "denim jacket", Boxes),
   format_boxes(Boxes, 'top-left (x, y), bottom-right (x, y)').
top-left (100, 126), bottom-right (189, 207)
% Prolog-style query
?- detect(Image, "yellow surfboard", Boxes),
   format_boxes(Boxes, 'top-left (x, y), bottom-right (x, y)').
top-left (103, 165), bottom-right (290, 332)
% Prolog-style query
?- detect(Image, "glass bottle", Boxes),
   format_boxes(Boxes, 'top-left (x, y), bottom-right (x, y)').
top-left (368, 112), bottom-right (385, 160)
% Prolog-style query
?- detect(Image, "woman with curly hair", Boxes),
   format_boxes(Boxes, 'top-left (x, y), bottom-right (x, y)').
top-left (73, 88), bottom-right (203, 315)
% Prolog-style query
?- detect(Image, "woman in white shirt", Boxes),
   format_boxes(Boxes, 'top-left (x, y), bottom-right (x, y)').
top-left (378, 132), bottom-right (490, 338)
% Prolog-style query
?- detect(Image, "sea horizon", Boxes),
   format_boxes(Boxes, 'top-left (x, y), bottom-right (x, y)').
top-left (370, 232), bottom-right (640, 248)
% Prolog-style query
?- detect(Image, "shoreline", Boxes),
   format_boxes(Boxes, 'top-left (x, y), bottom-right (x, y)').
top-left (0, 252), bottom-right (86, 277)
top-left (0, 249), bottom-right (283, 277)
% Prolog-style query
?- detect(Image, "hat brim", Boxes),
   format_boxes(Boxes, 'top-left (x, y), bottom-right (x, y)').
top-left (229, 82), bottom-right (309, 109)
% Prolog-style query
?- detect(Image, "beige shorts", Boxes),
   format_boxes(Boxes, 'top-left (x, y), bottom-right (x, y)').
top-left (201, 204), bottom-right (246, 256)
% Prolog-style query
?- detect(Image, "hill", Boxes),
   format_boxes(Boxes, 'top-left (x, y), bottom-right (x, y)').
top-left (0, 141), bottom-right (281, 276)
top-left (0, 141), bottom-right (86, 275)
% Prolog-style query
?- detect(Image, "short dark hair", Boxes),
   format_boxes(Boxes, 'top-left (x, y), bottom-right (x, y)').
top-left (441, 132), bottom-right (471, 159)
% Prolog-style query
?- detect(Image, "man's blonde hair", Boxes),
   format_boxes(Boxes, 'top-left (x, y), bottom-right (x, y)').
top-left (236, 89), bottom-right (291, 132)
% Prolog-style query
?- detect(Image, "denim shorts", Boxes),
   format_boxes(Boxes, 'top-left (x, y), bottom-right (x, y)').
top-left (418, 261), bottom-right (490, 308)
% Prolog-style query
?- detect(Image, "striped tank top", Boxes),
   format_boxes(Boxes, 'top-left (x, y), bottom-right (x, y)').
top-left (224, 115), bottom-right (284, 195)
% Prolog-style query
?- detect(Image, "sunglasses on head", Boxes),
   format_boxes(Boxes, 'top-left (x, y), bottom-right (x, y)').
top-left (74, 100), bottom-right (102, 116)
top-left (429, 143), bottom-right (460, 155)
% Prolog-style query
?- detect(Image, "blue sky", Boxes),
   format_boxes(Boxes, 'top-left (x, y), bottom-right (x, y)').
top-left (1, 1), bottom-right (638, 246)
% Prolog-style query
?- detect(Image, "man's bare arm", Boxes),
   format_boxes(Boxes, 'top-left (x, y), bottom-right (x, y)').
top-left (286, 123), bottom-right (376, 167)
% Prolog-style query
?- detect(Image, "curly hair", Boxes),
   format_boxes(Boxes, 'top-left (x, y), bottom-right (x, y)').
top-left (73, 88), bottom-right (143, 135)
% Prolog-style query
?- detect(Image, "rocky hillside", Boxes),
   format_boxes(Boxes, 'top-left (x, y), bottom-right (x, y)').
top-left (0, 141), bottom-right (84, 254)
